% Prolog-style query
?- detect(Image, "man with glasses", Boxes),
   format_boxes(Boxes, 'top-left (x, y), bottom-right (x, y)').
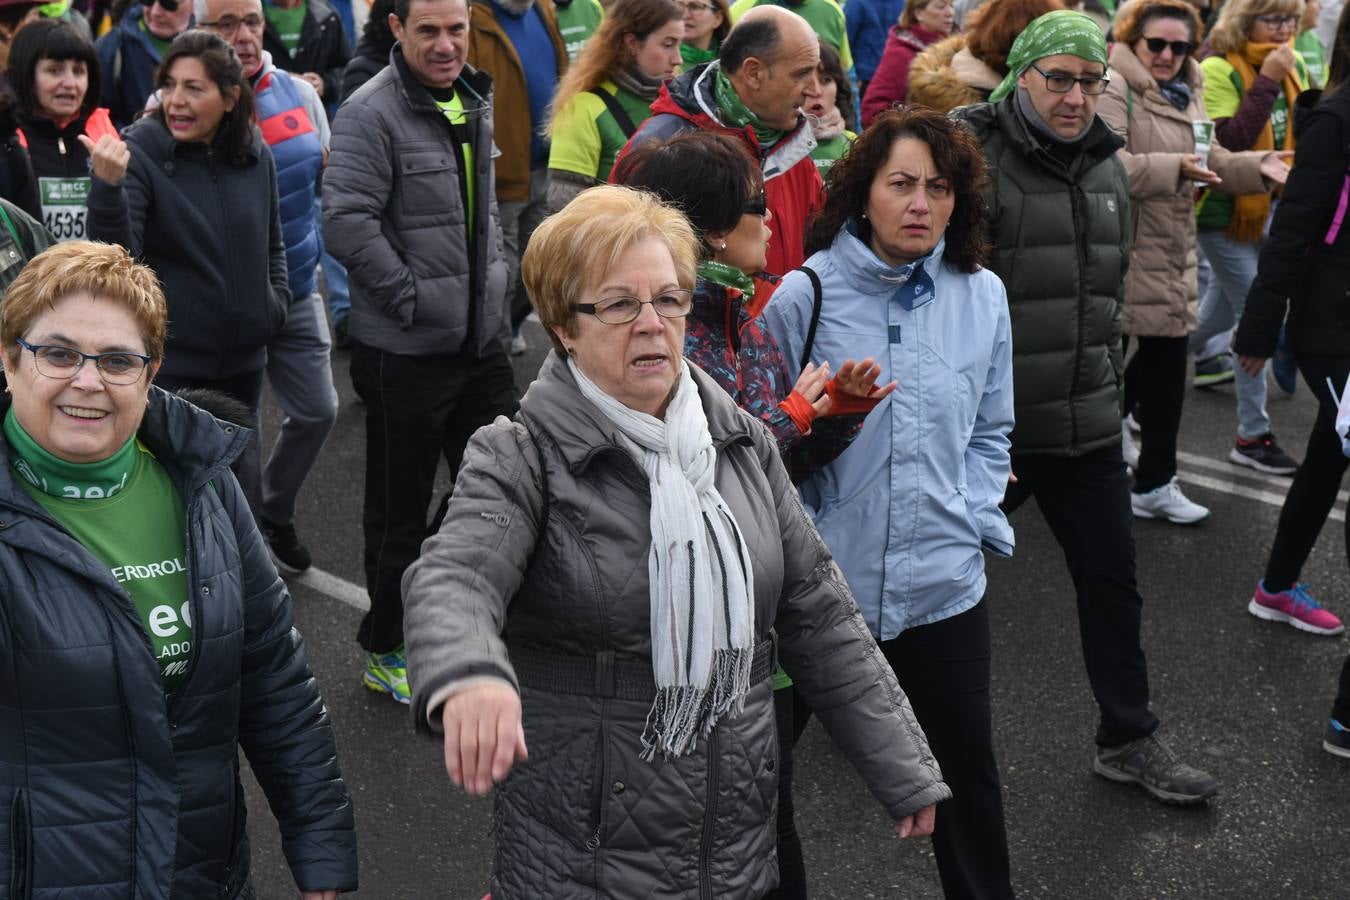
top-left (955, 10), bottom-right (1221, 806)
top-left (94, 0), bottom-right (192, 128)
top-left (197, 0), bottom-right (337, 576)
top-left (324, 0), bottom-right (516, 704)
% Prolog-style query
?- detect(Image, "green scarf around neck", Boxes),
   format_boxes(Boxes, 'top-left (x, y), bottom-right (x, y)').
top-left (681, 41), bottom-right (718, 69)
top-left (4, 408), bottom-right (138, 500)
top-left (698, 259), bottom-right (756, 295)
top-left (713, 66), bottom-right (786, 145)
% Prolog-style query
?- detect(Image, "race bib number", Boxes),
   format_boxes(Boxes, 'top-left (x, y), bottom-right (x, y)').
top-left (40, 176), bottom-right (90, 241)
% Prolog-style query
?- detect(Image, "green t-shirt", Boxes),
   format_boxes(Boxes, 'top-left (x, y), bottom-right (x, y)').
top-left (548, 80), bottom-right (655, 182)
top-left (265, 0), bottom-right (308, 57)
top-left (810, 130), bottom-right (854, 174)
top-left (138, 18), bottom-right (173, 56)
top-left (728, 0), bottom-right (852, 71)
top-left (436, 90), bottom-right (476, 235)
top-left (555, 0), bottom-right (605, 64)
top-left (1296, 29), bottom-right (1326, 89)
top-left (1196, 53), bottom-right (1308, 231)
top-left (4, 411), bottom-right (191, 694)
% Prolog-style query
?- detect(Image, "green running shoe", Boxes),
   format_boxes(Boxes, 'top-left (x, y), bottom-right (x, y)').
top-left (363, 647), bottom-right (411, 705)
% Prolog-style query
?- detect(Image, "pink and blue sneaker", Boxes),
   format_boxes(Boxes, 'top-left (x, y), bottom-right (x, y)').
top-left (1248, 581), bottom-right (1344, 636)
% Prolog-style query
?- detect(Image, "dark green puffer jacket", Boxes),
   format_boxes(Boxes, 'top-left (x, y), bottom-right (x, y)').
top-left (954, 98), bottom-right (1131, 457)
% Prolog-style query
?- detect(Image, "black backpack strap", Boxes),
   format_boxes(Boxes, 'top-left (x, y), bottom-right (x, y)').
top-left (588, 87), bottom-right (638, 138)
top-left (798, 265), bottom-right (823, 372)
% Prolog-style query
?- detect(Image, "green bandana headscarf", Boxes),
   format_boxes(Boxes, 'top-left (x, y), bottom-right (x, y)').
top-left (681, 41), bottom-right (719, 69)
top-left (698, 259), bottom-right (756, 296)
top-left (713, 66), bottom-right (786, 146)
top-left (988, 10), bottom-right (1107, 103)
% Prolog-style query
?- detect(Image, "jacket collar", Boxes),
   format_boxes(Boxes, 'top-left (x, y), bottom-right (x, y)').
top-left (518, 353), bottom-right (755, 475)
top-left (830, 224), bottom-right (945, 302)
top-left (388, 43), bottom-right (493, 115)
top-left (123, 110), bottom-right (263, 163)
top-left (995, 93), bottom-right (1123, 175)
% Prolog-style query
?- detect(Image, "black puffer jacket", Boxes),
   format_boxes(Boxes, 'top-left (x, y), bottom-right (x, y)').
top-left (263, 0), bottom-right (352, 110)
top-left (1237, 87), bottom-right (1350, 359)
top-left (87, 116), bottom-right (291, 381)
top-left (404, 355), bottom-right (950, 899)
top-left (0, 389), bottom-right (357, 899)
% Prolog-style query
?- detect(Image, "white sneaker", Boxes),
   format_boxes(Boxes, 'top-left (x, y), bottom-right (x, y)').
top-left (1124, 412), bottom-right (1141, 434)
top-left (1122, 421), bottom-right (1140, 471)
top-left (1131, 478), bottom-right (1210, 524)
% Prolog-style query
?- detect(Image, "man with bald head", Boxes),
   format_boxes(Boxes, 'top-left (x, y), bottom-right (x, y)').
top-left (617, 5), bottom-right (823, 311)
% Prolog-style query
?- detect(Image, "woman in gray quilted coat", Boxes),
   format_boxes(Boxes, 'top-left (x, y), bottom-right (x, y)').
top-left (403, 185), bottom-right (951, 899)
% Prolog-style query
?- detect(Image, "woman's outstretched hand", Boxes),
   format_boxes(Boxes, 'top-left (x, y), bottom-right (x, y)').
top-left (895, 803), bottom-right (937, 839)
top-left (77, 133), bottom-right (130, 186)
top-left (441, 681), bottom-right (529, 796)
top-left (834, 357), bottom-right (898, 400)
top-left (793, 361), bottom-right (833, 416)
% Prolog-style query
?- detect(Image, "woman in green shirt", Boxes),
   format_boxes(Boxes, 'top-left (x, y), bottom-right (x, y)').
top-left (545, 0), bottom-right (685, 212)
top-left (680, 0), bottom-right (729, 67)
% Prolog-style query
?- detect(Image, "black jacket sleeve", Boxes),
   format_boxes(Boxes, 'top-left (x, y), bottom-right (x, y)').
top-left (1236, 107), bottom-right (1349, 359)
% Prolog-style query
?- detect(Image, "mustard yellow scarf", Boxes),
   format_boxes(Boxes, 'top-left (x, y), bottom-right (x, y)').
top-left (1224, 41), bottom-right (1301, 243)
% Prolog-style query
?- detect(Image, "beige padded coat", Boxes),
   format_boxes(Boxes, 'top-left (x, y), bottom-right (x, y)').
top-left (1098, 42), bottom-right (1270, 337)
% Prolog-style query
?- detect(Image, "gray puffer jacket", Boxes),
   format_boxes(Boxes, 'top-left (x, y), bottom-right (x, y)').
top-left (324, 47), bottom-right (506, 358)
top-left (0, 389), bottom-right (357, 899)
top-left (404, 355), bottom-right (950, 899)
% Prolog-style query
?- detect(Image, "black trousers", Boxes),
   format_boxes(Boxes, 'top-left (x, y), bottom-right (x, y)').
top-left (155, 369), bottom-right (265, 516)
top-left (880, 601), bottom-right (1012, 900)
top-left (349, 342), bottom-right (518, 653)
top-left (1263, 355), bottom-right (1350, 593)
top-left (1002, 446), bottom-right (1160, 746)
top-left (1122, 334), bottom-right (1189, 492)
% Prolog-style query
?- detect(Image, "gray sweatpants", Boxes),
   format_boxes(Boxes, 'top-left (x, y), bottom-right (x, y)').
top-left (261, 293), bottom-right (339, 526)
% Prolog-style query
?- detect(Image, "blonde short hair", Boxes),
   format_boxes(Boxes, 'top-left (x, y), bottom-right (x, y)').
top-left (523, 185), bottom-right (700, 357)
top-left (1, 241), bottom-right (168, 365)
top-left (1208, 0), bottom-right (1305, 54)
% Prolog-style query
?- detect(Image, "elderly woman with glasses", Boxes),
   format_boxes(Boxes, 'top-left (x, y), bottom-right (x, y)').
top-left (0, 241), bottom-right (356, 899)
top-left (1098, 0), bottom-right (1290, 525)
top-left (402, 184), bottom-right (947, 898)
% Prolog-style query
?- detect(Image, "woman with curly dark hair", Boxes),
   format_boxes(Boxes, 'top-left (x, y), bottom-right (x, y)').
top-left (762, 105), bottom-right (1016, 899)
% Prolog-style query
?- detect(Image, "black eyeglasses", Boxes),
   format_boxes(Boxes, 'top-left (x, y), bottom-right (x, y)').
top-left (1142, 36), bottom-right (1194, 57)
top-left (571, 290), bottom-right (694, 325)
top-left (679, 1), bottom-right (715, 12)
top-left (743, 192), bottom-right (767, 217)
top-left (16, 337), bottom-right (153, 385)
top-left (1254, 13), bottom-right (1298, 28)
top-left (200, 13), bottom-right (266, 33)
top-left (1029, 63), bottom-right (1110, 95)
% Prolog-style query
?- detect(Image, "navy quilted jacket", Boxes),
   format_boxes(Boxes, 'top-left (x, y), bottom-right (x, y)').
top-left (0, 388), bottom-right (357, 899)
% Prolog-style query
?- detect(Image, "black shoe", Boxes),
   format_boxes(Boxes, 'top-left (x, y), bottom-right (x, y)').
top-left (1324, 718), bottom-right (1350, 759)
top-left (1093, 734), bottom-right (1219, 805)
top-left (261, 518), bottom-right (312, 574)
top-left (333, 317), bottom-right (351, 350)
top-left (1229, 433), bottom-right (1299, 475)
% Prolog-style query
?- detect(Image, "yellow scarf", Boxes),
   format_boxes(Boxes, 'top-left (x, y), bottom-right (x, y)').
top-left (1224, 41), bottom-right (1301, 243)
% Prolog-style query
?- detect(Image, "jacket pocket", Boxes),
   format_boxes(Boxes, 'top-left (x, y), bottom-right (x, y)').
top-left (9, 788), bottom-right (31, 900)
top-left (397, 148), bottom-right (457, 218)
top-left (586, 720), bottom-right (612, 855)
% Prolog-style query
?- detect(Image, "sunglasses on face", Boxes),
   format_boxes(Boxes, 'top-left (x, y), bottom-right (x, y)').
top-left (1142, 36), bottom-right (1194, 56)
top-left (743, 192), bottom-right (767, 216)
top-left (154, 0), bottom-right (181, 11)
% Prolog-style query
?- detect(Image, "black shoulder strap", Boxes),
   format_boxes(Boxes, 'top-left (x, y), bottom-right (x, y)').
top-left (798, 265), bottom-right (823, 372)
top-left (588, 87), bottom-right (638, 139)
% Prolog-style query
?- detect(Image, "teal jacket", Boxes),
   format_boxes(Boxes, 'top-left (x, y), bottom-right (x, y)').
top-left (954, 98), bottom-right (1131, 457)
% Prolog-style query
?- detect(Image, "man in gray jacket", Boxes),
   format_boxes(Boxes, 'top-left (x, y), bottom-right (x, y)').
top-left (324, 0), bottom-right (516, 704)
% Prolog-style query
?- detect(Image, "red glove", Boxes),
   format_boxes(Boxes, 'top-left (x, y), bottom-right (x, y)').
top-left (822, 378), bottom-right (885, 416)
top-left (778, 390), bottom-right (817, 434)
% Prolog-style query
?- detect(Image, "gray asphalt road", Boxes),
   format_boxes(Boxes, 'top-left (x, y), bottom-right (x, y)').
top-left (241, 324), bottom-right (1350, 899)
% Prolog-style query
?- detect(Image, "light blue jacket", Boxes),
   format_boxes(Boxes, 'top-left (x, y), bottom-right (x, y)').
top-left (761, 227), bottom-right (1015, 640)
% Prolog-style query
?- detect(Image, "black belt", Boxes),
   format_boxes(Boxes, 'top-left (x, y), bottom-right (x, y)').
top-left (510, 639), bottom-right (776, 702)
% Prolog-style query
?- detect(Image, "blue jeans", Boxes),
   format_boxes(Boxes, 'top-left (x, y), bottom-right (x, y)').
top-left (315, 195), bottom-right (351, 326)
top-left (1189, 230), bottom-right (1271, 439)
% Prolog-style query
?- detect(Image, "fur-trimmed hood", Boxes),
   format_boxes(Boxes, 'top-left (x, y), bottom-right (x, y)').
top-left (907, 35), bottom-right (1001, 114)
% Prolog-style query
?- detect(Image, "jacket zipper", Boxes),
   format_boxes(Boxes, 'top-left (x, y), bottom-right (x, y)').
top-left (699, 728), bottom-right (719, 900)
top-left (1069, 183), bottom-right (1087, 452)
top-left (9, 787), bottom-right (30, 899)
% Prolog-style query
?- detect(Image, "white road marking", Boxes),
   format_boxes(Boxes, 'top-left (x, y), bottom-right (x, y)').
top-left (1176, 469), bottom-right (1345, 522)
top-left (1176, 450), bottom-right (1350, 504)
top-left (289, 566), bottom-right (371, 611)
